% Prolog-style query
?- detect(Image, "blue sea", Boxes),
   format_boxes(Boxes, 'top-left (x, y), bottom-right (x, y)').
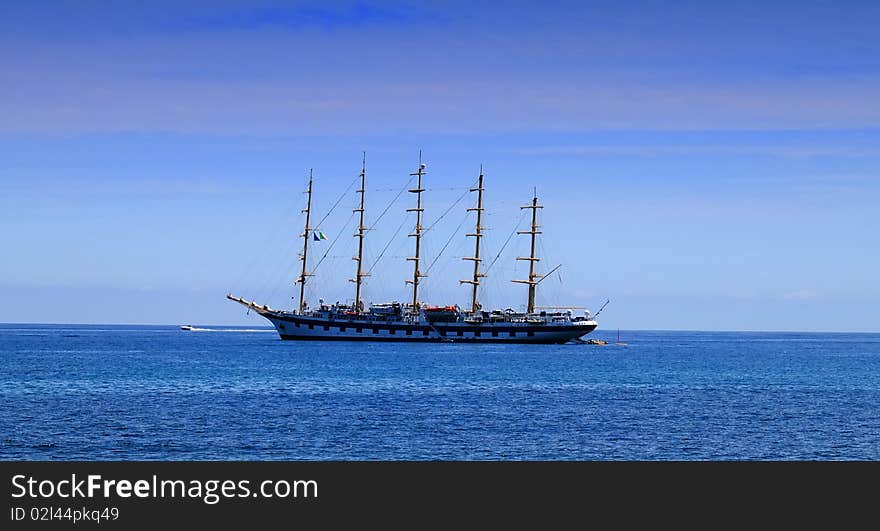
top-left (1, 324), bottom-right (878, 460)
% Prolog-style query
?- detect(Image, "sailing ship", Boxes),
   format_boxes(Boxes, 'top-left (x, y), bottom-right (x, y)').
top-left (227, 156), bottom-right (599, 343)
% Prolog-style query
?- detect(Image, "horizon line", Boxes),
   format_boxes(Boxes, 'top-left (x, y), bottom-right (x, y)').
top-left (0, 322), bottom-right (877, 334)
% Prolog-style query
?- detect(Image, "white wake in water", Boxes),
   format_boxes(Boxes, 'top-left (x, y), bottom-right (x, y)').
top-left (185, 327), bottom-right (274, 333)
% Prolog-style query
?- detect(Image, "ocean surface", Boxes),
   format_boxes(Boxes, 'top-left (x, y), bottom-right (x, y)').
top-left (1, 324), bottom-right (878, 460)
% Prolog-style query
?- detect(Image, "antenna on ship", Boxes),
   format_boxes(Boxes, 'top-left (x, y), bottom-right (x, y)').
top-left (405, 151), bottom-right (428, 316)
top-left (295, 169), bottom-right (315, 314)
top-left (460, 165), bottom-right (486, 313)
top-left (512, 188), bottom-right (543, 314)
top-left (350, 152), bottom-right (369, 314)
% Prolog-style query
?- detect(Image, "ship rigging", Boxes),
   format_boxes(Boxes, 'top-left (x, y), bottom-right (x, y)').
top-left (227, 154), bottom-right (598, 343)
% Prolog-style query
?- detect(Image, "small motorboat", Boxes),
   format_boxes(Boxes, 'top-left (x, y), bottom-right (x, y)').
top-left (180, 325), bottom-right (194, 331)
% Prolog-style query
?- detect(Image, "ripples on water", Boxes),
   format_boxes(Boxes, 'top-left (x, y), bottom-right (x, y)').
top-left (1, 324), bottom-right (878, 460)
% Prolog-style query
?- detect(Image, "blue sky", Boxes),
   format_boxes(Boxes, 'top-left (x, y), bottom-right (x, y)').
top-left (1, 1), bottom-right (878, 331)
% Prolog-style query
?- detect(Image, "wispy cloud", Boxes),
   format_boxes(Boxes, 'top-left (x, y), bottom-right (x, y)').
top-left (2, 2), bottom-right (879, 135)
top-left (3, 69), bottom-right (880, 135)
top-left (509, 143), bottom-right (880, 159)
top-left (188, 2), bottom-right (427, 31)
top-left (783, 290), bottom-right (818, 300)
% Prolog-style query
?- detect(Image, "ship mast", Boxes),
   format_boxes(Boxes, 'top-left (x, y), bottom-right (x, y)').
top-left (512, 189), bottom-right (543, 314)
top-left (295, 170), bottom-right (314, 314)
top-left (406, 154), bottom-right (427, 315)
top-left (350, 152), bottom-right (369, 313)
top-left (460, 166), bottom-right (485, 313)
